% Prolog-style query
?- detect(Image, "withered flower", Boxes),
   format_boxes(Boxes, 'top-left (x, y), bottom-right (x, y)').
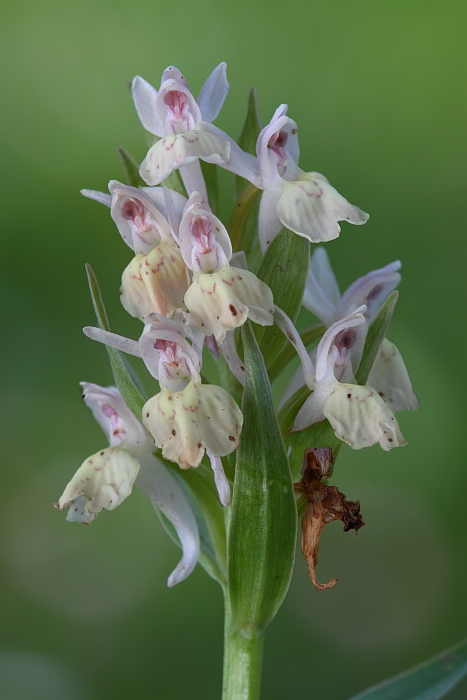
top-left (294, 447), bottom-right (364, 591)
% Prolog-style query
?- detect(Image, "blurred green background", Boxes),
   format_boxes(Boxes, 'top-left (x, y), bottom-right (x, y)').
top-left (1, 0), bottom-right (466, 698)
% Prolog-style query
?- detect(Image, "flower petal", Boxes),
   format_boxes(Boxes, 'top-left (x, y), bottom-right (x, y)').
top-left (367, 338), bottom-right (420, 412)
top-left (302, 247), bottom-right (341, 325)
top-left (324, 383), bottom-right (406, 450)
top-left (136, 454), bottom-right (200, 586)
top-left (80, 189), bottom-right (112, 208)
top-left (143, 382), bottom-right (243, 469)
top-left (80, 382), bottom-right (150, 451)
top-left (120, 245), bottom-right (189, 320)
top-left (206, 450), bottom-right (230, 506)
top-left (290, 389), bottom-right (327, 433)
top-left (337, 261), bottom-right (401, 322)
top-left (178, 192), bottom-right (231, 273)
top-left (140, 131), bottom-right (230, 186)
top-left (219, 331), bottom-right (246, 387)
top-left (273, 306), bottom-right (315, 389)
top-left (258, 186), bottom-right (283, 250)
top-left (200, 122), bottom-right (262, 187)
top-left (108, 180), bottom-right (172, 254)
top-left (131, 76), bottom-right (163, 137)
top-left (82, 327), bottom-right (141, 357)
top-left (197, 62), bottom-right (229, 124)
top-left (184, 266), bottom-right (274, 343)
top-left (57, 446), bottom-right (140, 519)
top-left (256, 104), bottom-right (300, 186)
top-left (277, 172), bottom-right (369, 243)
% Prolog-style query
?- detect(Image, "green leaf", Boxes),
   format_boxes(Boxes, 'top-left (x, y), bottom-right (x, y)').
top-left (235, 87), bottom-right (261, 198)
top-left (228, 321), bottom-right (296, 632)
top-left (268, 323), bottom-right (325, 381)
top-left (200, 161), bottom-right (220, 216)
top-left (255, 228), bottom-right (310, 369)
top-left (356, 291), bottom-right (398, 385)
top-left (85, 264), bottom-right (147, 419)
top-left (228, 183), bottom-right (261, 254)
top-left (348, 637), bottom-right (467, 700)
top-left (117, 147), bottom-right (146, 187)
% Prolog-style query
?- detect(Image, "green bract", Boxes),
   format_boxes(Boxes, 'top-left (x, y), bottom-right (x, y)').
top-left (228, 321), bottom-right (296, 632)
top-left (255, 228), bottom-right (310, 369)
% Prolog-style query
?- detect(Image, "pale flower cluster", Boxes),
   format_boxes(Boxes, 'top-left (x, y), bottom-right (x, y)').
top-left (56, 62), bottom-right (418, 585)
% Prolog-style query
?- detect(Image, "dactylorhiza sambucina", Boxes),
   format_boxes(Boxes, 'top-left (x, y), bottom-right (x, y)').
top-left (56, 61), bottom-right (419, 700)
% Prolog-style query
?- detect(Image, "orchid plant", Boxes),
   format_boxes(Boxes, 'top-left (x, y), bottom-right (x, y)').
top-left (55, 61), bottom-right (467, 700)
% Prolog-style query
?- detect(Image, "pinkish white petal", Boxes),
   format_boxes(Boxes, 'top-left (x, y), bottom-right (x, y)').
top-left (197, 62), bottom-right (229, 124)
top-left (179, 192), bottom-right (232, 273)
top-left (337, 262), bottom-right (401, 322)
top-left (83, 327), bottom-right (141, 357)
top-left (108, 180), bottom-right (173, 254)
top-left (258, 186), bottom-right (283, 250)
top-left (200, 122), bottom-right (262, 187)
top-left (220, 331), bottom-right (246, 387)
top-left (138, 317), bottom-right (201, 389)
top-left (136, 454), bottom-right (200, 586)
top-left (273, 306), bottom-right (315, 389)
top-left (80, 189), bottom-right (112, 208)
top-left (257, 105), bottom-right (300, 186)
top-left (315, 308), bottom-right (367, 383)
top-left (156, 79), bottom-right (201, 135)
top-left (131, 76), bottom-right (163, 137)
top-left (80, 382), bottom-right (150, 451)
top-left (302, 247), bottom-right (341, 325)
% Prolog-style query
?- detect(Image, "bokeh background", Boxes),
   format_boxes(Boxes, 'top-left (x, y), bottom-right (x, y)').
top-left (1, 0), bottom-right (466, 698)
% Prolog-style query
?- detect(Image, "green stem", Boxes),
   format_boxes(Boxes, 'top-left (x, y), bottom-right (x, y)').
top-left (222, 594), bottom-right (265, 700)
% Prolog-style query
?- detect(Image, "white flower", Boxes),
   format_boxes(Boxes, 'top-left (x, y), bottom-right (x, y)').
top-left (56, 383), bottom-right (200, 586)
top-left (178, 192), bottom-right (232, 274)
top-left (184, 266), bottom-right (274, 343)
top-left (133, 64), bottom-right (231, 197)
top-left (82, 322), bottom-right (241, 505)
top-left (300, 247), bottom-right (418, 412)
top-left (81, 181), bottom-right (187, 255)
top-left (292, 309), bottom-right (406, 451)
top-left (143, 380), bottom-right (242, 480)
top-left (215, 104), bottom-right (368, 249)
